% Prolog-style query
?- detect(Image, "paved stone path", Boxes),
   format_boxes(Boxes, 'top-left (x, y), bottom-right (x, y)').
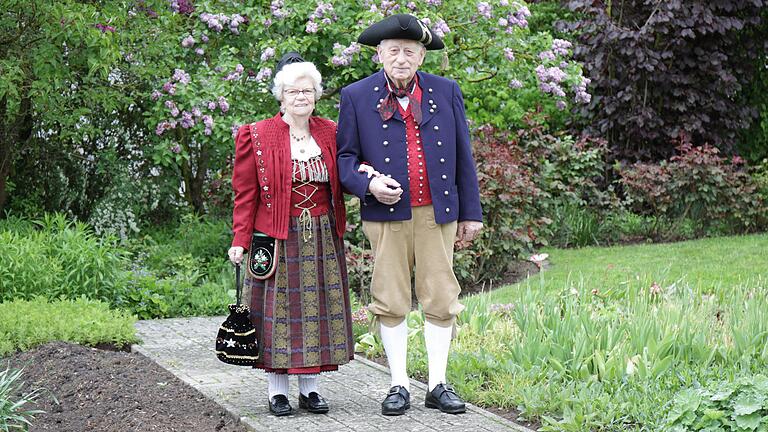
top-left (133, 317), bottom-right (533, 432)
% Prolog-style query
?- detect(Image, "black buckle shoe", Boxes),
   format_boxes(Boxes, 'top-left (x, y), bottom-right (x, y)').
top-left (425, 383), bottom-right (466, 414)
top-left (299, 392), bottom-right (329, 414)
top-left (269, 394), bottom-right (293, 416)
top-left (381, 385), bottom-right (411, 416)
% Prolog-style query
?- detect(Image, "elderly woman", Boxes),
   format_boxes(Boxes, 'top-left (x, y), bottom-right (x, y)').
top-left (227, 53), bottom-right (355, 416)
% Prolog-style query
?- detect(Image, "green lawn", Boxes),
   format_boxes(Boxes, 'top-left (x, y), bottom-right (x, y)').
top-left (486, 233), bottom-right (768, 304)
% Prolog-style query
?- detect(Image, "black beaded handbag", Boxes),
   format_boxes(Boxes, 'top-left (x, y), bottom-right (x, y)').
top-left (215, 264), bottom-right (259, 366)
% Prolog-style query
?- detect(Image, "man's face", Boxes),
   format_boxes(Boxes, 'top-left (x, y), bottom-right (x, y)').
top-left (377, 39), bottom-right (426, 87)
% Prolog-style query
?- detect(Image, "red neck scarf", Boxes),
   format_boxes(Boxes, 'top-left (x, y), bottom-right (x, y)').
top-left (378, 74), bottom-right (422, 124)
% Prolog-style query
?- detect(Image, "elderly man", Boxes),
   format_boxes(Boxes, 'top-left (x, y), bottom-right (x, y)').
top-left (337, 14), bottom-right (483, 416)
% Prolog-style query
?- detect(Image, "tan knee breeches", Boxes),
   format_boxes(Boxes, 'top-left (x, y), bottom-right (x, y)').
top-left (362, 205), bottom-right (465, 329)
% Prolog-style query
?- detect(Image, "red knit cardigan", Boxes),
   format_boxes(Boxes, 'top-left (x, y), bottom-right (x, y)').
top-left (231, 113), bottom-right (346, 248)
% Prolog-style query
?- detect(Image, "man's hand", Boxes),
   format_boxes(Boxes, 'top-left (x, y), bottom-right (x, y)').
top-left (368, 176), bottom-right (402, 205)
top-left (455, 221), bottom-right (483, 247)
top-left (228, 246), bottom-right (245, 265)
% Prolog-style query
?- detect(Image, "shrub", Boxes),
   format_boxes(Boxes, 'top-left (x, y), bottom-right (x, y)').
top-left (566, 0), bottom-right (768, 158)
top-left (0, 297), bottom-right (138, 356)
top-left (665, 375), bottom-right (768, 431)
top-left (454, 125), bottom-right (552, 285)
top-left (620, 141), bottom-right (767, 235)
top-left (0, 214), bottom-right (128, 303)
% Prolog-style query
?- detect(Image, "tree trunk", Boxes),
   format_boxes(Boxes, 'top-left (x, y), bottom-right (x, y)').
top-left (0, 92), bottom-right (33, 215)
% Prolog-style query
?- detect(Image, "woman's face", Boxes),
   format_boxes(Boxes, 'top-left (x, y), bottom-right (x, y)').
top-left (281, 77), bottom-right (316, 118)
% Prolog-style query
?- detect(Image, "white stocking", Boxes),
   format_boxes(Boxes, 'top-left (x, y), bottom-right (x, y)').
top-left (380, 320), bottom-right (410, 391)
top-left (266, 372), bottom-right (288, 399)
top-left (424, 320), bottom-right (452, 391)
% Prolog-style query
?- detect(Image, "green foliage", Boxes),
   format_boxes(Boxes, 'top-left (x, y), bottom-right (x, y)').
top-left (0, 214), bottom-right (127, 303)
top-left (0, 297), bottom-right (138, 356)
top-left (0, 365), bottom-right (43, 432)
top-left (665, 375), bottom-right (768, 431)
top-left (621, 143), bottom-right (767, 236)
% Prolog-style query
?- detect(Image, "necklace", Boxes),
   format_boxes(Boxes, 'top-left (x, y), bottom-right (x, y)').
top-left (290, 131), bottom-right (307, 142)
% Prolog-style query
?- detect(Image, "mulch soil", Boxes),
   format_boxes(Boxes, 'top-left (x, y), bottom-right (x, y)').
top-left (4, 341), bottom-right (246, 432)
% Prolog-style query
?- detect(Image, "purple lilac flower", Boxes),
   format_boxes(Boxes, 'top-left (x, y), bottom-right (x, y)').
top-left (261, 47), bottom-right (275, 62)
top-left (202, 115), bottom-right (214, 128)
top-left (509, 79), bottom-right (523, 89)
top-left (477, 2), bottom-right (492, 19)
top-left (407, 2), bottom-right (417, 10)
top-left (498, 17), bottom-right (508, 27)
top-left (170, 0), bottom-right (194, 15)
top-left (155, 121), bottom-right (169, 136)
top-left (151, 90), bottom-right (162, 101)
top-left (255, 67), bottom-right (272, 82)
top-left (371, 53), bottom-right (380, 63)
top-left (231, 124), bottom-right (240, 138)
top-left (432, 19), bottom-right (450, 38)
top-left (332, 55), bottom-right (350, 66)
top-left (504, 47), bottom-right (514, 61)
top-left (556, 100), bottom-right (567, 111)
top-left (172, 68), bottom-right (191, 84)
top-left (538, 50), bottom-right (556, 61)
top-left (264, 18), bottom-right (273, 27)
top-left (192, 107), bottom-right (202, 117)
top-left (207, 101), bottom-right (217, 110)
top-left (271, 0), bottom-right (288, 19)
top-left (180, 111), bottom-right (195, 128)
top-left (552, 39), bottom-right (573, 56)
top-left (560, 61), bottom-right (569, 69)
top-left (200, 33), bottom-right (209, 43)
top-left (195, 48), bottom-right (204, 55)
top-left (305, 21), bottom-right (319, 33)
top-left (574, 77), bottom-right (592, 104)
top-left (499, 0), bottom-right (509, 5)
top-left (229, 14), bottom-right (245, 34)
top-left (218, 96), bottom-right (229, 113)
top-left (425, 0), bottom-right (441, 6)
top-left (181, 35), bottom-right (195, 48)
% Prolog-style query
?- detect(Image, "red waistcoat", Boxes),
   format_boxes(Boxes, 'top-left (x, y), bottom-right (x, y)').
top-left (231, 113), bottom-right (346, 248)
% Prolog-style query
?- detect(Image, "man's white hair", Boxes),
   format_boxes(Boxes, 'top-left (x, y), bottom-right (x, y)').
top-left (271, 62), bottom-right (323, 101)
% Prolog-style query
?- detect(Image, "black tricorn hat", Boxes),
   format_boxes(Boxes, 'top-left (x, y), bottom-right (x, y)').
top-left (358, 14), bottom-right (444, 50)
top-left (275, 52), bottom-right (305, 73)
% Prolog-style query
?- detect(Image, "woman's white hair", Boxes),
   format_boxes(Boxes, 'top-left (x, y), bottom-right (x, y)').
top-left (271, 62), bottom-right (323, 102)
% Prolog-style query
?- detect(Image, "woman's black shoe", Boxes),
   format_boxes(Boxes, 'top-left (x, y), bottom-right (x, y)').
top-left (269, 394), bottom-right (293, 416)
top-left (298, 392), bottom-right (330, 413)
top-left (381, 385), bottom-right (410, 416)
top-left (425, 383), bottom-right (466, 414)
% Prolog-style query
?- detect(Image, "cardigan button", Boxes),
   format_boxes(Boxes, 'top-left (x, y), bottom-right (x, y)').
top-left (382, 124), bottom-right (388, 129)
top-left (374, 86), bottom-right (380, 91)
top-left (437, 141), bottom-right (442, 146)
top-left (440, 158), bottom-right (445, 163)
top-left (384, 157), bottom-right (390, 163)
top-left (441, 174), bottom-right (447, 180)
top-left (445, 207), bottom-right (450, 213)
top-left (383, 140), bottom-right (389, 146)
top-left (433, 125), bottom-right (439, 131)
top-left (428, 88), bottom-right (433, 93)
top-left (444, 190), bottom-right (449, 196)
top-left (429, 99), bottom-right (433, 104)
top-left (389, 207), bottom-right (395, 213)
top-left (430, 109), bottom-right (434, 113)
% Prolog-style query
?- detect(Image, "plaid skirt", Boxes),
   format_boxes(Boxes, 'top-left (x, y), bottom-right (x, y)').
top-left (243, 213), bottom-right (354, 372)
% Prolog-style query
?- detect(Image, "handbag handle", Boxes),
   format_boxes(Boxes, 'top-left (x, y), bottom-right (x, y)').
top-left (235, 263), bottom-right (242, 305)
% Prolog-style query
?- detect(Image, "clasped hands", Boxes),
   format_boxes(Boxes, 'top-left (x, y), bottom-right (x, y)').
top-left (358, 164), bottom-right (483, 244)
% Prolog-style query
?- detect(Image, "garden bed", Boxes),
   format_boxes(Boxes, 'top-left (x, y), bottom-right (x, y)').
top-left (5, 341), bottom-right (246, 432)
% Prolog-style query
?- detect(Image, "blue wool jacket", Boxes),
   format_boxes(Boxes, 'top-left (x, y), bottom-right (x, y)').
top-left (337, 70), bottom-right (482, 224)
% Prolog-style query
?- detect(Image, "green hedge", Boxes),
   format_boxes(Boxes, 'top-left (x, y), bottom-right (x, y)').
top-left (0, 297), bottom-right (138, 357)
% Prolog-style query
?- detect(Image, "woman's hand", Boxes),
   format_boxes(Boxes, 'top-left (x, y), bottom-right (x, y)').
top-left (228, 246), bottom-right (245, 265)
top-left (358, 163), bottom-right (381, 178)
